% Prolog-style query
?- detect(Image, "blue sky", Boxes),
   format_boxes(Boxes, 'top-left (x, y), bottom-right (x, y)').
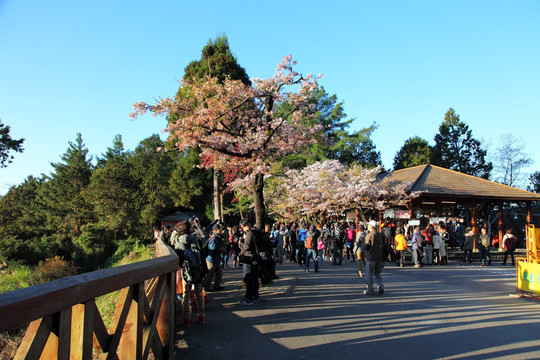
top-left (1, 0), bottom-right (539, 195)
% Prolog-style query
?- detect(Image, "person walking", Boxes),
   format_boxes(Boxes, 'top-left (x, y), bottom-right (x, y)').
top-left (411, 226), bottom-right (423, 268)
top-left (502, 229), bottom-right (517, 266)
top-left (364, 220), bottom-right (385, 295)
top-left (176, 219), bottom-right (208, 326)
top-left (304, 224), bottom-right (320, 272)
top-left (238, 219), bottom-right (261, 305)
top-left (353, 223), bottom-right (367, 276)
top-left (462, 228), bottom-right (474, 264)
top-left (478, 227), bottom-right (491, 266)
top-left (332, 223), bottom-right (345, 265)
top-left (394, 227), bottom-right (408, 267)
top-left (204, 223), bottom-right (225, 292)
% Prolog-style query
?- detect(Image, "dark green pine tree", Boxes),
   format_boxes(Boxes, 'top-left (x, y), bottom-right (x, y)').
top-left (168, 146), bottom-right (212, 214)
top-left (183, 34), bottom-right (251, 86)
top-left (86, 135), bottom-right (136, 237)
top-left (0, 176), bottom-right (44, 265)
top-left (431, 108), bottom-right (492, 178)
top-left (528, 171), bottom-right (540, 193)
top-left (35, 133), bottom-right (94, 260)
top-left (127, 134), bottom-right (175, 227)
top-left (393, 136), bottom-right (432, 170)
top-left (0, 119), bottom-right (24, 168)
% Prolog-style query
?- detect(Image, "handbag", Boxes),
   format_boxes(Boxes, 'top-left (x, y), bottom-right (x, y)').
top-left (239, 254), bottom-right (253, 264)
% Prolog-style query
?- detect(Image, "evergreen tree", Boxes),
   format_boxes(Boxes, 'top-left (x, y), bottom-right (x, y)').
top-left (171, 34), bottom-right (251, 220)
top-left (431, 108), bottom-right (492, 178)
top-left (35, 133), bottom-right (94, 260)
top-left (127, 134), bottom-right (175, 227)
top-left (168, 147), bottom-right (212, 214)
top-left (183, 34), bottom-right (251, 86)
top-left (0, 119), bottom-right (24, 168)
top-left (281, 87), bottom-right (381, 168)
top-left (528, 171), bottom-right (540, 193)
top-left (0, 176), bottom-right (44, 264)
top-left (393, 136), bottom-right (432, 170)
top-left (86, 135), bottom-right (136, 237)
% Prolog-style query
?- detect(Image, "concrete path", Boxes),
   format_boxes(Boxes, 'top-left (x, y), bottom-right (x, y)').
top-left (175, 259), bottom-right (540, 360)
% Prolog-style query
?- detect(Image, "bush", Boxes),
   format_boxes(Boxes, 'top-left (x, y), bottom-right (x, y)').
top-left (36, 256), bottom-right (77, 282)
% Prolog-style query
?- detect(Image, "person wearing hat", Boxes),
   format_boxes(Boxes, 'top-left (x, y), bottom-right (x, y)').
top-left (204, 222), bottom-right (225, 292)
top-left (364, 220), bottom-right (385, 295)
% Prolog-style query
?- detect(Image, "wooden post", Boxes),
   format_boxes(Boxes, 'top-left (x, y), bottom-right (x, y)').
top-left (498, 202), bottom-right (504, 251)
top-left (526, 201), bottom-right (532, 225)
top-left (471, 202), bottom-right (477, 251)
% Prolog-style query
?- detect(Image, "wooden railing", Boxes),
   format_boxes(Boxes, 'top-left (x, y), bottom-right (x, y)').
top-left (0, 240), bottom-right (178, 360)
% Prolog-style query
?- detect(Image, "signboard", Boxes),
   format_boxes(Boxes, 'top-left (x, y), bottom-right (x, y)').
top-left (517, 261), bottom-right (540, 295)
top-left (383, 209), bottom-right (394, 219)
top-left (430, 217), bottom-right (447, 225)
top-left (408, 220), bottom-right (420, 226)
top-left (346, 211), bottom-right (356, 222)
top-left (395, 210), bottom-right (410, 219)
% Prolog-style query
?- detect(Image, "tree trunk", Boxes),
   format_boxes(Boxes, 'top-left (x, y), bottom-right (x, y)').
top-left (213, 169), bottom-right (222, 221)
top-left (253, 173), bottom-right (265, 230)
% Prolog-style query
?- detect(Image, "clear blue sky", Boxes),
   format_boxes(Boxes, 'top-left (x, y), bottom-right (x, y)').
top-left (1, 0), bottom-right (539, 195)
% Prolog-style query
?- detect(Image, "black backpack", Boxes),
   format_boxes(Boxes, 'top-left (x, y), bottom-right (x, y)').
top-left (182, 247), bottom-right (205, 284)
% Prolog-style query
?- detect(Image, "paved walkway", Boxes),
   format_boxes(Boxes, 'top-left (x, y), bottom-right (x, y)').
top-left (175, 259), bottom-right (540, 360)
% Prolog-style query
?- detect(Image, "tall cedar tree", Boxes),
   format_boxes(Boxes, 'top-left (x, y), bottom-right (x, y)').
top-left (34, 134), bottom-right (93, 260)
top-left (431, 108), bottom-right (492, 178)
top-left (0, 120), bottom-right (24, 167)
top-left (171, 34), bottom-right (251, 220)
top-left (393, 136), bottom-right (432, 170)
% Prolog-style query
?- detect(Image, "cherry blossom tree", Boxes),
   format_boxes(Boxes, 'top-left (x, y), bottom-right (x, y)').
top-left (131, 56), bottom-right (323, 229)
top-left (268, 160), bottom-right (417, 223)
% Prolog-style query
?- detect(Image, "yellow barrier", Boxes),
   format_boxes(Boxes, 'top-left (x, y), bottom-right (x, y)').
top-left (525, 225), bottom-right (540, 262)
top-left (516, 226), bottom-right (540, 297)
top-left (517, 260), bottom-right (540, 295)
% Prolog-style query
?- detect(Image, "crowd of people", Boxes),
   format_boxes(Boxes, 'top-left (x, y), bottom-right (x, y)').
top-left (156, 216), bottom-right (520, 326)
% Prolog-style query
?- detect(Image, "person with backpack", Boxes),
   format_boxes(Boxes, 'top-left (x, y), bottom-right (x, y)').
top-left (304, 224), bottom-right (320, 272)
top-left (204, 223), bottom-right (225, 292)
top-left (238, 219), bottom-right (261, 305)
top-left (502, 229), bottom-right (517, 266)
top-left (175, 219), bottom-right (208, 326)
top-left (332, 223), bottom-right (345, 265)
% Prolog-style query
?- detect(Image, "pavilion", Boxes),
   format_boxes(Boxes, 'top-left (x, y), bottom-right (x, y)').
top-left (382, 164), bottom-right (540, 243)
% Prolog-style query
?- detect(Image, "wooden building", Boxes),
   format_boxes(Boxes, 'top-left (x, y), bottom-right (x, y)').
top-left (383, 164), bottom-right (540, 243)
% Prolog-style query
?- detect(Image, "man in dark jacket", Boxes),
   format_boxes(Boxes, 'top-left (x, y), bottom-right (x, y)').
top-left (364, 220), bottom-right (385, 295)
top-left (238, 219), bottom-right (260, 305)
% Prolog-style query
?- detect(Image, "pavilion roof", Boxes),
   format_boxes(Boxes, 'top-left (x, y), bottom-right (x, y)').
top-left (385, 164), bottom-right (540, 202)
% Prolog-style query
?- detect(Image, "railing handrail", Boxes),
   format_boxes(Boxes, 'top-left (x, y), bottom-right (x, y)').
top-left (0, 239), bottom-right (178, 333)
